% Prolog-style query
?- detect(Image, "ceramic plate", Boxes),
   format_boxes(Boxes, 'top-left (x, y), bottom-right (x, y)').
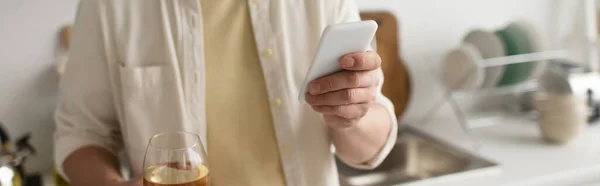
top-left (463, 29), bottom-right (506, 88)
top-left (507, 23), bottom-right (536, 82)
top-left (495, 25), bottom-right (533, 86)
top-left (513, 20), bottom-right (546, 79)
top-left (440, 43), bottom-right (484, 91)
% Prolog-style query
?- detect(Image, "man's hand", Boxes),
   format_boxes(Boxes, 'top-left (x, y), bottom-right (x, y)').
top-left (306, 51), bottom-right (382, 129)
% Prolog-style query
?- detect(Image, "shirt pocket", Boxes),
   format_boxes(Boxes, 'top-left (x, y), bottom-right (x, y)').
top-left (118, 63), bottom-right (187, 174)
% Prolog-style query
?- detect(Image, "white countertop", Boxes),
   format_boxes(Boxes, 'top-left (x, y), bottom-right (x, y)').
top-left (38, 109), bottom-right (600, 186)
top-left (401, 108), bottom-right (600, 186)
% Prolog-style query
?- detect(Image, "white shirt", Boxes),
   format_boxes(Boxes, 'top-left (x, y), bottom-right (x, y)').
top-left (53, 0), bottom-right (398, 185)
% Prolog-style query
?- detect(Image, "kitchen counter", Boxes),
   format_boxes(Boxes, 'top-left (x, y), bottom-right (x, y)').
top-left (37, 110), bottom-right (600, 186)
top-left (402, 108), bottom-right (600, 186)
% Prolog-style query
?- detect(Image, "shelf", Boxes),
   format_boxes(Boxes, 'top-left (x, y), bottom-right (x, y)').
top-left (478, 50), bottom-right (569, 68)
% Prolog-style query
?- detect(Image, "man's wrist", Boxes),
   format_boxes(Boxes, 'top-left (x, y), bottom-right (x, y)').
top-left (329, 103), bottom-right (392, 164)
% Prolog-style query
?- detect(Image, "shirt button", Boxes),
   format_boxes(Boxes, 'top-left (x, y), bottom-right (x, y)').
top-left (252, 0), bottom-right (261, 4)
top-left (272, 98), bottom-right (282, 106)
top-left (264, 48), bottom-right (273, 57)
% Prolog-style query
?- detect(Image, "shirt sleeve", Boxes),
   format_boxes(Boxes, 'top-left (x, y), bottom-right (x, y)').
top-left (54, 0), bottom-right (122, 180)
top-left (333, 0), bottom-right (399, 170)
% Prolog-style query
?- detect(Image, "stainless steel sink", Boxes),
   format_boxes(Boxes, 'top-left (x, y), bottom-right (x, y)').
top-left (336, 127), bottom-right (499, 186)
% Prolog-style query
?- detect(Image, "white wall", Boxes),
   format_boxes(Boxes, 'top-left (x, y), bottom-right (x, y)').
top-left (355, 0), bottom-right (557, 123)
top-left (0, 0), bottom-right (78, 173)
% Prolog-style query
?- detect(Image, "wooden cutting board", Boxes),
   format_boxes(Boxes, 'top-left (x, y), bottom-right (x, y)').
top-left (360, 12), bottom-right (411, 119)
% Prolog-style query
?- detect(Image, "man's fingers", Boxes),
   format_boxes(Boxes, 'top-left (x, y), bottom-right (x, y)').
top-left (312, 103), bottom-right (370, 119)
top-left (306, 87), bottom-right (376, 106)
top-left (340, 51), bottom-right (381, 71)
top-left (307, 70), bottom-right (378, 95)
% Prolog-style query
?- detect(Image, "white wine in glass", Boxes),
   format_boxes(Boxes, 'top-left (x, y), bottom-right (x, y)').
top-left (142, 131), bottom-right (209, 186)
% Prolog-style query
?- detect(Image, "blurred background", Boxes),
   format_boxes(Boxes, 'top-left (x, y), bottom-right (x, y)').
top-left (1, 0), bottom-right (600, 185)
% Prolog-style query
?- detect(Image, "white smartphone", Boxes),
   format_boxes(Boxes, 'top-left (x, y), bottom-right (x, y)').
top-left (298, 20), bottom-right (378, 103)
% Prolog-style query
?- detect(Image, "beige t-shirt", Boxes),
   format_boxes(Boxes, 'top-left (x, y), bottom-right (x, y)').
top-left (202, 0), bottom-right (286, 185)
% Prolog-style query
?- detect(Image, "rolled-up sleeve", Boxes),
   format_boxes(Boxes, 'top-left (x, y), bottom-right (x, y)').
top-left (334, 0), bottom-right (399, 169)
top-left (54, 0), bottom-right (121, 179)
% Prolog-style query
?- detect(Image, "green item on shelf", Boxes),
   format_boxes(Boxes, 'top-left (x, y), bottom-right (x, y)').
top-left (495, 25), bottom-right (534, 86)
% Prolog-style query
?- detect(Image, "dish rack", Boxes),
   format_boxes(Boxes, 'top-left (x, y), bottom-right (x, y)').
top-left (419, 48), bottom-right (593, 149)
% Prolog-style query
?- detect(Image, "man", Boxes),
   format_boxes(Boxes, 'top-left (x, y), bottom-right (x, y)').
top-left (54, 0), bottom-right (398, 185)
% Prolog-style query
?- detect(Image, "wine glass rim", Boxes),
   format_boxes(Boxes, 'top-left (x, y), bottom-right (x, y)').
top-left (148, 131), bottom-right (201, 151)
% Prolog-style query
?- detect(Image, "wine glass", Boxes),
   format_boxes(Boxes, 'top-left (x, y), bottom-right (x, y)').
top-left (142, 131), bottom-right (210, 186)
